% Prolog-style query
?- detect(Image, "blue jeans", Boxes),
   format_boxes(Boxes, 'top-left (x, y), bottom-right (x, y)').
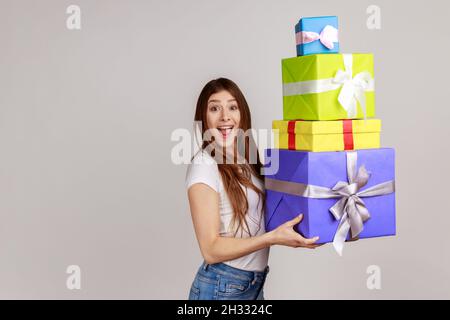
top-left (188, 262), bottom-right (269, 300)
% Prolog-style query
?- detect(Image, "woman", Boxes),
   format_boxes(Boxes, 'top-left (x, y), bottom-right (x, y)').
top-left (185, 78), bottom-right (320, 300)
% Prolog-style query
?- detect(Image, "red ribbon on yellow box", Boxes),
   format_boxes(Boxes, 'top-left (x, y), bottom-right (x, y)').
top-left (288, 119), bottom-right (355, 151)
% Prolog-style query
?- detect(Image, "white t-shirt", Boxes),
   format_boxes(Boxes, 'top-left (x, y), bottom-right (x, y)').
top-left (185, 149), bottom-right (269, 272)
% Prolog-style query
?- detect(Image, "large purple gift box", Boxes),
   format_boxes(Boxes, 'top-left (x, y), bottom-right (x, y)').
top-left (264, 148), bottom-right (396, 252)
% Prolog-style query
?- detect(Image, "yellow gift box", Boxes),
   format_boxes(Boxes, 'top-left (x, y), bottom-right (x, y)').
top-left (273, 119), bottom-right (381, 152)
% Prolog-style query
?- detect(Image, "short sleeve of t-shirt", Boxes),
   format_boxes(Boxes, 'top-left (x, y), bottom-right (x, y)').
top-left (185, 152), bottom-right (220, 193)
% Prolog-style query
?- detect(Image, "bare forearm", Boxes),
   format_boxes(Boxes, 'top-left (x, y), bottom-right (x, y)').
top-left (202, 232), bottom-right (274, 265)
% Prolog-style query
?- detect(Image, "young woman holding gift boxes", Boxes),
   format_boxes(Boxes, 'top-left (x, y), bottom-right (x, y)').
top-left (185, 78), bottom-right (321, 300)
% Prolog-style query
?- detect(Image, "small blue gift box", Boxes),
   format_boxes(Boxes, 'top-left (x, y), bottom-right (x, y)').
top-left (295, 16), bottom-right (340, 56)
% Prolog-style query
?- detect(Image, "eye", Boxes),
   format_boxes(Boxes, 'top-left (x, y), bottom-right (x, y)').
top-left (209, 105), bottom-right (219, 112)
top-left (230, 105), bottom-right (238, 111)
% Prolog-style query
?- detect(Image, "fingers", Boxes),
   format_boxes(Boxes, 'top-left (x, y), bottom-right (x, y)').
top-left (295, 234), bottom-right (320, 248)
top-left (300, 243), bottom-right (322, 249)
top-left (283, 214), bottom-right (323, 249)
top-left (285, 214), bottom-right (303, 227)
top-left (303, 236), bottom-right (320, 245)
top-left (305, 242), bottom-right (327, 249)
top-left (307, 243), bottom-right (324, 249)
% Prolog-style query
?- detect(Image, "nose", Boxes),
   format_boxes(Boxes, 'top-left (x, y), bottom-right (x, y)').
top-left (220, 106), bottom-right (230, 121)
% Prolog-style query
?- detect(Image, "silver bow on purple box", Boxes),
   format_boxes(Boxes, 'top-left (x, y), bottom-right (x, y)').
top-left (265, 151), bottom-right (395, 256)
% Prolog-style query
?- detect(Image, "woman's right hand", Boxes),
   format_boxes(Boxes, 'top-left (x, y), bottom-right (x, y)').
top-left (268, 214), bottom-right (321, 249)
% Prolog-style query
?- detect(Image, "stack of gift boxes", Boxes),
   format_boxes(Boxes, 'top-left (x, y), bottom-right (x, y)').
top-left (264, 16), bottom-right (396, 255)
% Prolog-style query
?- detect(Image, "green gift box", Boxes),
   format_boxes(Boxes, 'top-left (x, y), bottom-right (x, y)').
top-left (282, 53), bottom-right (375, 121)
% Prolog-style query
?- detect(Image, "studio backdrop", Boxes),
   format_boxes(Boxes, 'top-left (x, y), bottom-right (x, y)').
top-left (0, 0), bottom-right (449, 299)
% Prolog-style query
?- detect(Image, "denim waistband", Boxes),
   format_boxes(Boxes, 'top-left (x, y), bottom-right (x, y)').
top-left (201, 261), bottom-right (269, 283)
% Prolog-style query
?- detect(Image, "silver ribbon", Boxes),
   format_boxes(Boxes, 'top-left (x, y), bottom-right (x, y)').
top-left (265, 151), bottom-right (395, 256)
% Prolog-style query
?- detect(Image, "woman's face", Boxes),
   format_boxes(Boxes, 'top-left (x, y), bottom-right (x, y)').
top-left (206, 90), bottom-right (241, 149)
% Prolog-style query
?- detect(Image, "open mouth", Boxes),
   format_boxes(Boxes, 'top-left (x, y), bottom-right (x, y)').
top-left (217, 125), bottom-right (234, 139)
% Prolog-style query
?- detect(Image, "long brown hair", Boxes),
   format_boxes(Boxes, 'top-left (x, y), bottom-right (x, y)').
top-left (194, 78), bottom-right (265, 237)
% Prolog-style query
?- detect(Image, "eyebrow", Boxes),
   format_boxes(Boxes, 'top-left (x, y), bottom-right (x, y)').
top-left (208, 99), bottom-right (237, 103)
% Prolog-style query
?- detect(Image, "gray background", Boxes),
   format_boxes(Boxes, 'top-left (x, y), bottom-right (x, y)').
top-left (1, 0), bottom-right (449, 299)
